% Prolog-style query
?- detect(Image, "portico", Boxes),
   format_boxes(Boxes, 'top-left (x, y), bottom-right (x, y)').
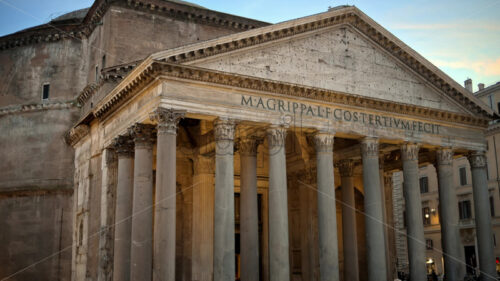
top-left (68, 6), bottom-right (497, 281)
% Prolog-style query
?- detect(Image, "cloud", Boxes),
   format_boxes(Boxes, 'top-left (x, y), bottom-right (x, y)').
top-left (432, 57), bottom-right (500, 76)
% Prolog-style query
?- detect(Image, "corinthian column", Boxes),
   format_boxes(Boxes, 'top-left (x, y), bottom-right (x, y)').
top-left (129, 123), bottom-right (155, 281)
top-left (150, 108), bottom-right (184, 281)
top-left (339, 159), bottom-right (359, 281)
top-left (314, 132), bottom-right (340, 281)
top-left (112, 136), bottom-right (134, 281)
top-left (401, 143), bottom-right (426, 281)
top-left (360, 137), bottom-right (387, 281)
top-left (213, 118), bottom-right (236, 281)
top-left (468, 151), bottom-right (496, 281)
top-left (267, 126), bottom-right (290, 281)
top-left (436, 148), bottom-right (462, 281)
top-left (239, 137), bottom-right (261, 281)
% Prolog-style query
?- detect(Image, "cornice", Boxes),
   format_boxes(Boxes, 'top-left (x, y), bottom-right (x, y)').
top-left (0, 100), bottom-right (75, 117)
top-left (0, 0), bottom-right (267, 51)
top-left (150, 7), bottom-right (494, 119)
top-left (93, 61), bottom-right (490, 128)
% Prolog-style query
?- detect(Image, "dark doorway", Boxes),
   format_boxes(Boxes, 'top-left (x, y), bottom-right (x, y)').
top-left (464, 245), bottom-right (477, 275)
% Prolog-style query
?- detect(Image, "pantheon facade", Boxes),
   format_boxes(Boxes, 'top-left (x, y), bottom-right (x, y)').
top-left (0, 1), bottom-right (498, 281)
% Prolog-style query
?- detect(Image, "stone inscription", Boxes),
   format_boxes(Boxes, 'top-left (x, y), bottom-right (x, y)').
top-left (241, 95), bottom-right (441, 134)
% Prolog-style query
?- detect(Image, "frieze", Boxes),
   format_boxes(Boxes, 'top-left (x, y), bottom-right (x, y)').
top-left (92, 62), bottom-right (490, 129)
top-left (149, 107), bottom-right (185, 135)
top-left (241, 94), bottom-right (442, 135)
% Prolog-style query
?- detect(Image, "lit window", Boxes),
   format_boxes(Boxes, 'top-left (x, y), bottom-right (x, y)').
top-left (422, 207), bottom-right (431, 225)
top-left (42, 83), bottom-right (50, 100)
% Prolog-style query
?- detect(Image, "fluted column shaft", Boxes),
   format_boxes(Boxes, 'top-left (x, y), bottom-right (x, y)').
top-left (401, 143), bottom-right (426, 281)
top-left (339, 159), bottom-right (359, 281)
top-left (469, 151), bottom-right (496, 281)
top-left (129, 124), bottom-right (155, 281)
top-left (112, 136), bottom-right (134, 281)
top-left (239, 138), bottom-right (261, 281)
top-left (213, 118), bottom-right (236, 281)
top-left (267, 126), bottom-right (290, 281)
top-left (151, 108), bottom-right (184, 281)
top-left (192, 155), bottom-right (215, 281)
top-left (360, 137), bottom-right (387, 281)
top-left (314, 132), bottom-right (340, 281)
top-left (436, 149), bottom-right (462, 281)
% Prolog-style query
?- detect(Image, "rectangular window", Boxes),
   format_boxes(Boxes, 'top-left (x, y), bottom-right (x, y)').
top-left (426, 239), bottom-right (433, 250)
top-left (102, 55), bottom-right (106, 69)
top-left (42, 83), bottom-right (50, 100)
top-left (95, 65), bottom-right (99, 83)
top-left (459, 167), bottom-right (467, 186)
top-left (459, 200), bottom-right (472, 220)
top-left (422, 207), bottom-right (431, 225)
top-left (489, 95), bottom-right (494, 109)
top-left (491, 196), bottom-right (495, 217)
top-left (419, 177), bottom-right (429, 193)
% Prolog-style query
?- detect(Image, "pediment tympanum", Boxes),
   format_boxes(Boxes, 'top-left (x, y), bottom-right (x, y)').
top-left (193, 26), bottom-right (463, 114)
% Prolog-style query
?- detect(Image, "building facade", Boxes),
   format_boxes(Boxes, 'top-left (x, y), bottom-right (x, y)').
top-left (1, 1), bottom-right (499, 281)
top-left (393, 81), bottom-right (500, 278)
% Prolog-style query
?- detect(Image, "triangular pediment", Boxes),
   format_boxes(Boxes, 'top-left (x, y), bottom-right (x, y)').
top-left (192, 26), bottom-right (463, 113)
top-left (150, 6), bottom-right (494, 119)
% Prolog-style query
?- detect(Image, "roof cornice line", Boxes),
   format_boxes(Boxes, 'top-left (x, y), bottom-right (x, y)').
top-left (149, 6), bottom-right (494, 119)
top-left (92, 61), bottom-right (490, 128)
top-left (0, 0), bottom-right (268, 51)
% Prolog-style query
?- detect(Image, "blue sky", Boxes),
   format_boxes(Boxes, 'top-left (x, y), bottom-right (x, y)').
top-left (1, 0), bottom-right (499, 90)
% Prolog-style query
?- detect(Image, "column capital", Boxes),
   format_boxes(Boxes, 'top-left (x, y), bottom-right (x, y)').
top-left (238, 137), bottom-right (262, 157)
top-left (128, 123), bottom-right (155, 147)
top-left (313, 132), bottom-right (335, 153)
top-left (112, 135), bottom-right (134, 158)
top-left (149, 108), bottom-right (185, 135)
top-left (214, 118), bottom-right (235, 142)
top-left (401, 142), bottom-right (419, 162)
top-left (267, 126), bottom-right (287, 149)
top-left (468, 151), bottom-right (487, 168)
top-left (338, 159), bottom-right (355, 177)
top-left (436, 148), bottom-right (454, 166)
top-left (360, 137), bottom-right (379, 158)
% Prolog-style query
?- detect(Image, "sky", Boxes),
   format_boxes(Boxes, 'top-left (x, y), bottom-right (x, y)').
top-left (0, 0), bottom-right (499, 91)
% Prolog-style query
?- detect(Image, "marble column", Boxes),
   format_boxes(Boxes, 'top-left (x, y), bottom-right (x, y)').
top-left (192, 155), bottom-right (215, 281)
top-left (339, 159), bottom-right (359, 281)
top-left (436, 148), bottom-right (462, 281)
top-left (468, 151), bottom-right (497, 281)
top-left (213, 118), bottom-right (236, 281)
top-left (314, 132), bottom-right (340, 281)
top-left (360, 137), bottom-right (387, 281)
top-left (129, 123), bottom-right (155, 281)
top-left (150, 108), bottom-right (184, 281)
top-left (267, 126), bottom-right (290, 281)
top-left (239, 137), bottom-right (261, 281)
top-left (401, 143), bottom-right (426, 281)
top-left (112, 135), bottom-right (134, 281)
